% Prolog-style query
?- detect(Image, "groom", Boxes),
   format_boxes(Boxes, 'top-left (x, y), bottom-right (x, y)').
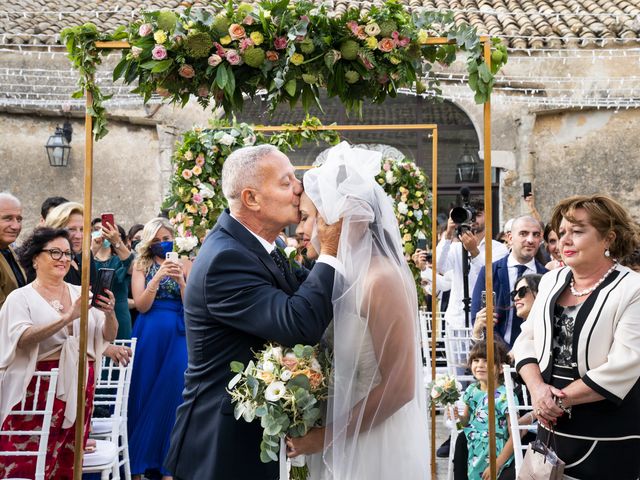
top-left (164, 144), bottom-right (341, 480)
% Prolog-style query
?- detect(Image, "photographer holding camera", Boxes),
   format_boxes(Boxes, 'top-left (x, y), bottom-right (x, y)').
top-left (436, 191), bottom-right (509, 330)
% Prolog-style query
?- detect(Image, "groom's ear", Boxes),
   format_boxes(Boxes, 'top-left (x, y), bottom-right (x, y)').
top-left (240, 188), bottom-right (260, 211)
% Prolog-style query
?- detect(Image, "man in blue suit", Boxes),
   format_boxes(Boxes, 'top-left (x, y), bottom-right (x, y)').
top-left (471, 216), bottom-right (547, 347)
top-left (165, 145), bottom-right (342, 480)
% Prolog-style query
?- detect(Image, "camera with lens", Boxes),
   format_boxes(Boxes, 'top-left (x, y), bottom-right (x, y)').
top-left (450, 187), bottom-right (476, 237)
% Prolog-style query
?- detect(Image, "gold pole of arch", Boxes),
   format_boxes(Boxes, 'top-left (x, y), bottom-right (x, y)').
top-left (430, 126), bottom-right (438, 479)
top-left (75, 36), bottom-right (494, 480)
top-left (483, 38), bottom-right (497, 480)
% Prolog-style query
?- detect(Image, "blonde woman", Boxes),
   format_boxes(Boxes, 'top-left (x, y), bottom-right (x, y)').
top-left (127, 218), bottom-right (191, 480)
top-left (44, 201), bottom-right (96, 286)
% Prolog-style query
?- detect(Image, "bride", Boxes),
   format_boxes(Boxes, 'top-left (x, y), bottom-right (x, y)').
top-left (287, 142), bottom-right (430, 479)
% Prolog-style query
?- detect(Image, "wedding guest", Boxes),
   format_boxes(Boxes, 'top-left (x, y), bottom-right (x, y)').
top-left (622, 248), bottom-right (640, 273)
top-left (39, 196), bottom-right (69, 226)
top-left (128, 217), bottom-right (191, 479)
top-left (0, 227), bottom-right (117, 479)
top-left (543, 224), bottom-right (564, 270)
top-left (127, 223), bottom-right (144, 252)
top-left (0, 193), bottom-right (26, 308)
top-left (92, 223), bottom-right (134, 339)
top-left (43, 202), bottom-right (97, 287)
top-left (513, 194), bottom-right (640, 480)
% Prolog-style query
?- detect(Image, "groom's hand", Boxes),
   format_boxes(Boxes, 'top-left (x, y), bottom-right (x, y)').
top-left (317, 217), bottom-right (342, 257)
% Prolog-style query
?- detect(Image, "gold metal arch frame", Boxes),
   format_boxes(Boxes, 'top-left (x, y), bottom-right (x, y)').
top-left (73, 38), bottom-right (496, 480)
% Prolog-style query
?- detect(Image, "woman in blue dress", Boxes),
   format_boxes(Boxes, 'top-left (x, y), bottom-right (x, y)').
top-left (128, 218), bottom-right (191, 480)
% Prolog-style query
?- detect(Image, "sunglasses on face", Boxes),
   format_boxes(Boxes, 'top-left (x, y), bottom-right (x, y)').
top-left (510, 285), bottom-right (530, 301)
top-left (42, 248), bottom-right (74, 261)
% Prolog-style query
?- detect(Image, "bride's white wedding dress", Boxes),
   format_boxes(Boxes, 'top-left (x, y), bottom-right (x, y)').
top-left (302, 142), bottom-right (431, 480)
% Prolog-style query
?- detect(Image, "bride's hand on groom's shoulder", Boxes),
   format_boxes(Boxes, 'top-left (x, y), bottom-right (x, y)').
top-left (317, 217), bottom-right (342, 257)
top-left (285, 427), bottom-right (325, 457)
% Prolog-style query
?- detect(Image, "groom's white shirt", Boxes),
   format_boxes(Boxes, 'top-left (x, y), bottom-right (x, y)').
top-left (230, 212), bottom-right (343, 274)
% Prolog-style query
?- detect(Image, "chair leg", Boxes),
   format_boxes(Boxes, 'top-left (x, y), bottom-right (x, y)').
top-left (447, 429), bottom-right (458, 480)
top-left (121, 426), bottom-right (131, 480)
top-left (102, 468), bottom-right (110, 480)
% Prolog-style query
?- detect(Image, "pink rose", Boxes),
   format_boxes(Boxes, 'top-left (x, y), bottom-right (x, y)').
top-left (228, 24), bottom-right (246, 40)
top-left (266, 50), bottom-right (279, 62)
top-left (282, 353), bottom-right (299, 371)
top-left (196, 153), bottom-right (205, 166)
top-left (152, 45), bottom-right (167, 60)
top-left (347, 21), bottom-right (359, 35)
top-left (358, 52), bottom-right (374, 70)
top-left (392, 31), bottom-right (410, 47)
top-left (274, 36), bottom-right (287, 50)
top-left (182, 169), bottom-right (193, 180)
top-left (192, 193), bottom-right (203, 204)
top-left (225, 49), bottom-right (242, 65)
top-left (378, 38), bottom-right (395, 52)
top-left (242, 15), bottom-right (254, 25)
top-left (239, 37), bottom-right (254, 51)
top-left (178, 64), bottom-right (196, 78)
top-left (199, 204), bottom-right (209, 215)
top-left (138, 23), bottom-right (153, 37)
top-left (174, 34), bottom-right (185, 45)
top-left (383, 162), bottom-right (391, 171)
top-left (208, 54), bottom-right (222, 66)
top-left (213, 42), bottom-right (226, 56)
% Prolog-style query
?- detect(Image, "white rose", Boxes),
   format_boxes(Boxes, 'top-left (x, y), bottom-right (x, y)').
top-left (265, 381), bottom-right (287, 401)
top-left (271, 346), bottom-right (283, 363)
top-left (414, 210), bottom-right (423, 221)
top-left (263, 360), bottom-right (275, 373)
top-left (175, 236), bottom-right (198, 252)
top-left (219, 133), bottom-right (235, 146)
top-left (280, 369), bottom-right (292, 381)
top-left (199, 184), bottom-right (215, 199)
top-left (397, 202), bottom-right (408, 215)
top-left (385, 170), bottom-right (396, 184)
top-left (243, 134), bottom-right (256, 146)
top-left (284, 246), bottom-right (296, 258)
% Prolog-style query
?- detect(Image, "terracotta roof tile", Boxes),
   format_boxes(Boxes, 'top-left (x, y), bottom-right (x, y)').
top-left (1, 0), bottom-right (639, 48)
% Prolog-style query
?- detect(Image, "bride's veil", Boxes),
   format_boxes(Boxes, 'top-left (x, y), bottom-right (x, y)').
top-left (303, 142), bottom-right (430, 479)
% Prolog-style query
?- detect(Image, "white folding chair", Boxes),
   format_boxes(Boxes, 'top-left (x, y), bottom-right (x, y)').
top-left (419, 309), bottom-right (448, 383)
top-left (442, 326), bottom-right (473, 480)
top-left (503, 364), bottom-right (536, 476)
top-left (84, 339), bottom-right (136, 480)
top-left (0, 369), bottom-right (59, 480)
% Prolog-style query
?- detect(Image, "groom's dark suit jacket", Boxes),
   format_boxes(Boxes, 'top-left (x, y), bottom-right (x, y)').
top-left (164, 210), bottom-right (336, 480)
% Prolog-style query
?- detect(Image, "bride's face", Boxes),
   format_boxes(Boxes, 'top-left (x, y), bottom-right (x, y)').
top-left (295, 192), bottom-right (319, 260)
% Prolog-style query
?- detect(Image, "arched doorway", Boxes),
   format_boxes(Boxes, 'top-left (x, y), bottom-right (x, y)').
top-left (235, 92), bottom-right (500, 235)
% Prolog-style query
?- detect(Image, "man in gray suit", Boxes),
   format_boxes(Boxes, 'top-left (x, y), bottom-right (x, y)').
top-left (0, 193), bottom-right (25, 308)
top-left (165, 145), bottom-right (341, 479)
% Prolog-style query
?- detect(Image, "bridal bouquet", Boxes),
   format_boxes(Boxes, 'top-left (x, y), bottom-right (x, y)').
top-left (228, 343), bottom-right (331, 480)
top-left (427, 374), bottom-right (462, 407)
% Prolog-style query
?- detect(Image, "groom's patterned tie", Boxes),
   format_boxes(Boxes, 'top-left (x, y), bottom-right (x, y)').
top-left (270, 248), bottom-right (288, 277)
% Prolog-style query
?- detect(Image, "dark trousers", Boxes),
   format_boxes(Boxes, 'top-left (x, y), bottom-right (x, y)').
top-left (453, 433), bottom-right (515, 480)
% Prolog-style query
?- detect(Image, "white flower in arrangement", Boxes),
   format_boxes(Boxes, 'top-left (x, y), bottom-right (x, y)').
top-left (175, 236), bottom-right (199, 252)
top-left (385, 170), bottom-right (396, 184)
top-left (397, 202), bottom-right (409, 215)
top-left (280, 369), bottom-right (292, 381)
top-left (265, 381), bottom-right (287, 401)
top-left (284, 246), bottom-right (296, 258)
top-left (199, 184), bottom-right (215, 199)
top-left (310, 358), bottom-right (322, 372)
top-left (219, 133), bottom-right (236, 146)
top-left (271, 346), bottom-right (283, 362)
top-left (414, 210), bottom-right (423, 221)
top-left (263, 360), bottom-right (275, 373)
top-left (243, 134), bottom-right (257, 146)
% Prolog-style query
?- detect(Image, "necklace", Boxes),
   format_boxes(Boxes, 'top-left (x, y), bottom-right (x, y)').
top-left (570, 262), bottom-right (618, 297)
top-left (33, 279), bottom-right (66, 312)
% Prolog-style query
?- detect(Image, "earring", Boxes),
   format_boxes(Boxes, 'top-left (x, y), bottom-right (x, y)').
top-left (605, 249), bottom-right (611, 257)
top-left (33, 263), bottom-right (38, 270)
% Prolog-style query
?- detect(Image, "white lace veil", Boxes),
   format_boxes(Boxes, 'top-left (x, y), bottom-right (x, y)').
top-left (304, 142), bottom-right (430, 479)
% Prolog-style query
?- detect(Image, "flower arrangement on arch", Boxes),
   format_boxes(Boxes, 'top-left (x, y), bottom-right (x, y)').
top-left (111, 0), bottom-right (506, 117)
top-left (376, 156), bottom-right (430, 257)
top-left (228, 343), bottom-right (331, 480)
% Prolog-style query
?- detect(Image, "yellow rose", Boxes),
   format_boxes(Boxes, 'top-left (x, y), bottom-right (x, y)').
top-left (389, 56), bottom-right (401, 65)
top-left (154, 30), bottom-right (167, 44)
top-left (378, 178), bottom-right (385, 185)
top-left (250, 31), bottom-right (264, 45)
top-left (192, 165), bottom-right (202, 176)
top-left (191, 187), bottom-right (198, 194)
top-left (290, 53), bottom-right (304, 65)
top-left (417, 29), bottom-right (429, 45)
top-left (220, 35), bottom-right (232, 45)
top-left (408, 211), bottom-right (413, 217)
top-left (365, 36), bottom-right (378, 50)
top-left (403, 233), bottom-right (411, 242)
top-left (416, 191), bottom-right (423, 197)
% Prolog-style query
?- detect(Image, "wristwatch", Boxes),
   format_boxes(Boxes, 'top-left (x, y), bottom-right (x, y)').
top-left (114, 242), bottom-right (123, 249)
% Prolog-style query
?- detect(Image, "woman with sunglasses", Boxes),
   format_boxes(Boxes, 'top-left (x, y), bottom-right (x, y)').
top-left (472, 274), bottom-right (542, 343)
top-left (513, 194), bottom-right (640, 480)
top-left (0, 227), bottom-right (118, 478)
